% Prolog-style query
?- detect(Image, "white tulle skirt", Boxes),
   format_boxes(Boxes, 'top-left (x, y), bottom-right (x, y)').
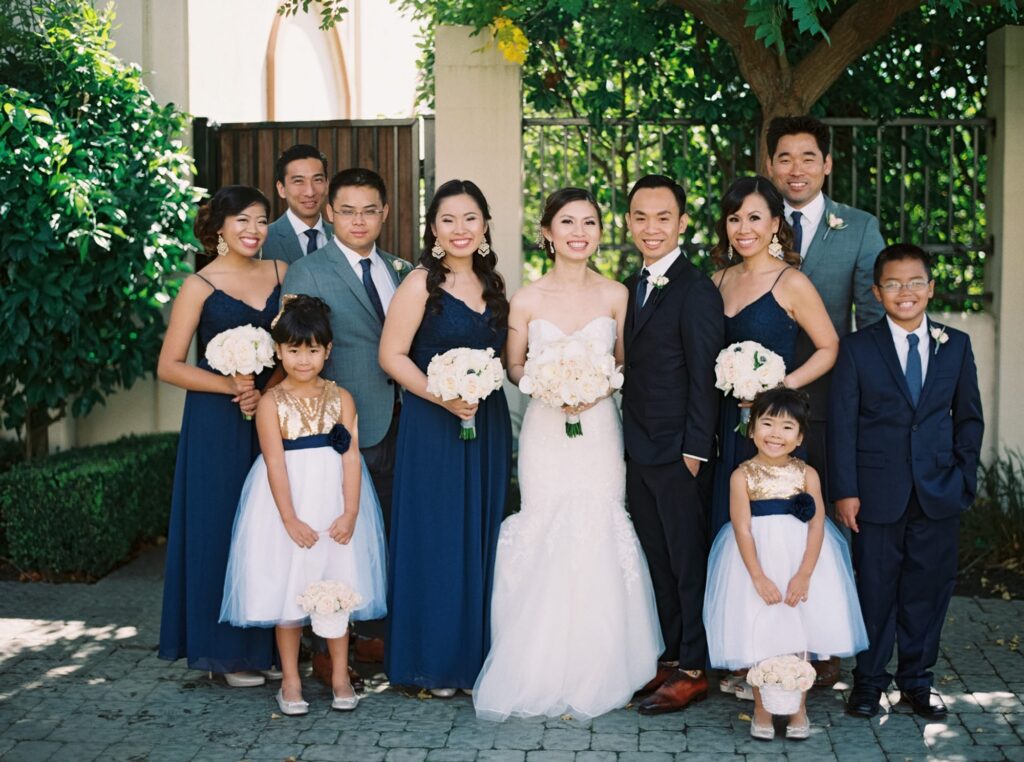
top-left (473, 396), bottom-right (663, 721)
top-left (703, 515), bottom-right (867, 669)
top-left (220, 448), bottom-right (387, 628)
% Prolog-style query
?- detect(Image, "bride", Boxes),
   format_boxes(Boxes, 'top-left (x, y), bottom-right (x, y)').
top-left (473, 187), bottom-right (663, 721)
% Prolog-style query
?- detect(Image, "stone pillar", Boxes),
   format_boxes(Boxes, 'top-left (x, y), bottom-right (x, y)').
top-left (987, 26), bottom-right (1024, 454)
top-left (434, 26), bottom-right (523, 296)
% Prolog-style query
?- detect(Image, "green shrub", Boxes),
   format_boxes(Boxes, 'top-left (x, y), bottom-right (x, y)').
top-left (0, 433), bottom-right (178, 577)
top-left (0, 438), bottom-right (24, 473)
top-left (961, 450), bottom-right (1024, 567)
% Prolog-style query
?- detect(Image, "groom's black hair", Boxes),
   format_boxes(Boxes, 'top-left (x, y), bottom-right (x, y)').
top-left (272, 294), bottom-right (333, 347)
top-left (627, 174), bottom-right (687, 215)
top-left (749, 387), bottom-right (810, 437)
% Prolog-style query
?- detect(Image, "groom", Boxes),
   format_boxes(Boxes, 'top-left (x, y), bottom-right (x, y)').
top-left (623, 175), bottom-right (725, 714)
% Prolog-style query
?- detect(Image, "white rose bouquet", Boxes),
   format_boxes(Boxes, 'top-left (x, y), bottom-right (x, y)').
top-left (746, 654), bottom-right (816, 714)
top-left (714, 341), bottom-right (786, 435)
top-left (425, 347), bottom-right (505, 440)
top-left (296, 580), bottom-right (363, 638)
top-left (518, 335), bottom-right (624, 438)
top-left (204, 324), bottom-right (276, 420)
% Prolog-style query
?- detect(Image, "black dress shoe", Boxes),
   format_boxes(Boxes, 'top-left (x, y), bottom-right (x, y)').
top-left (846, 685), bottom-right (882, 718)
top-left (899, 687), bottom-right (948, 720)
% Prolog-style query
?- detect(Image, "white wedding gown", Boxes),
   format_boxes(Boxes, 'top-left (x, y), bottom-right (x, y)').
top-left (473, 317), bottom-right (663, 721)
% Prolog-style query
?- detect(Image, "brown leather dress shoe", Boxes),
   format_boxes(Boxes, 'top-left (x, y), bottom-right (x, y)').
top-left (353, 635), bottom-right (385, 664)
top-left (311, 651), bottom-right (364, 691)
top-left (637, 671), bottom-right (709, 715)
top-left (812, 656), bottom-right (841, 688)
top-left (636, 663), bottom-right (677, 696)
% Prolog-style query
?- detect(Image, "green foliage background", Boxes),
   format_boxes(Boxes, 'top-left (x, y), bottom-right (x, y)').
top-left (0, 1), bottom-right (201, 438)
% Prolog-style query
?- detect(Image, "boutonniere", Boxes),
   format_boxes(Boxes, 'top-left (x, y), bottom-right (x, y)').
top-left (648, 274), bottom-right (669, 290)
top-left (930, 325), bottom-right (949, 355)
top-left (822, 212), bottom-right (847, 241)
top-left (392, 258), bottom-right (410, 273)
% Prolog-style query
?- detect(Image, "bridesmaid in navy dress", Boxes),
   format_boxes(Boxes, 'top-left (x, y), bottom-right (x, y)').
top-left (380, 180), bottom-right (512, 695)
top-left (709, 176), bottom-right (839, 539)
top-left (158, 186), bottom-right (282, 685)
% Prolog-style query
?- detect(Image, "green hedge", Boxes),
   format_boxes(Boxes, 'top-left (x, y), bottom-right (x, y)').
top-left (0, 433), bottom-right (178, 577)
top-left (0, 438), bottom-right (24, 473)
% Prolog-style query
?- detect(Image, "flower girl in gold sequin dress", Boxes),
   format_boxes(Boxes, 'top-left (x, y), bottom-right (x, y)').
top-left (220, 296), bottom-right (386, 715)
top-left (704, 388), bottom-right (867, 739)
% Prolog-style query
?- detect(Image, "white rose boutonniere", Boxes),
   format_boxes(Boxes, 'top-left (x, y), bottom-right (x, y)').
top-left (392, 258), bottom-right (408, 272)
top-left (930, 325), bottom-right (949, 355)
top-left (822, 212), bottom-right (848, 241)
top-left (648, 274), bottom-right (669, 290)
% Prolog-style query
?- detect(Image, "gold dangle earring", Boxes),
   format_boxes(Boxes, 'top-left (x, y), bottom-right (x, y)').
top-left (727, 243), bottom-right (734, 260)
top-left (768, 233), bottom-right (784, 260)
top-left (477, 240), bottom-right (491, 256)
top-left (216, 234), bottom-right (229, 256)
top-left (431, 243), bottom-right (445, 259)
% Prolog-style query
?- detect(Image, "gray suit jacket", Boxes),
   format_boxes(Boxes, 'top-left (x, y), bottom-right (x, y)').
top-left (263, 214), bottom-right (330, 265)
top-left (796, 195), bottom-right (886, 420)
top-left (280, 240), bottom-right (411, 447)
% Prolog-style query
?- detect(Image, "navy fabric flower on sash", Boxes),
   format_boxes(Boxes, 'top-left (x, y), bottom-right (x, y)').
top-left (789, 492), bottom-right (815, 523)
top-left (328, 424), bottom-right (352, 454)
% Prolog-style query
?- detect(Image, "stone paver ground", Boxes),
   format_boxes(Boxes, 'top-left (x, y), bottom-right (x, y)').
top-left (1, 547), bottom-right (1022, 761)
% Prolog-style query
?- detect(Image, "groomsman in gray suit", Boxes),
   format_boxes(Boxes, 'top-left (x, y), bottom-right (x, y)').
top-left (282, 167), bottom-right (410, 672)
top-left (766, 114), bottom-right (886, 686)
top-left (262, 144), bottom-right (330, 265)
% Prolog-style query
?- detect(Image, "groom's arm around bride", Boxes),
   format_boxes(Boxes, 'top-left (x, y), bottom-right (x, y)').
top-left (621, 175), bottom-right (725, 715)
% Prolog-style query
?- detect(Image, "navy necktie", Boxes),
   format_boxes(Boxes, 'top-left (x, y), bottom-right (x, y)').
top-left (360, 258), bottom-right (386, 324)
top-left (790, 211), bottom-right (803, 256)
top-left (303, 229), bottom-right (319, 255)
top-left (905, 333), bottom-right (922, 406)
top-left (637, 268), bottom-right (650, 308)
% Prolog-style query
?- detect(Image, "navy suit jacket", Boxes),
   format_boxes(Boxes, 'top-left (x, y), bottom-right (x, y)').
top-left (827, 317), bottom-right (984, 523)
top-left (622, 255), bottom-right (725, 465)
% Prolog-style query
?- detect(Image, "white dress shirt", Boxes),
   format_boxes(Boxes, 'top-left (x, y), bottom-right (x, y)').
top-left (784, 192), bottom-right (825, 260)
top-left (336, 237), bottom-right (396, 313)
top-left (885, 315), bottom-right (930, 381)
top-left (285, 208), bottom-right (328, 254)
top-left (640, 246), bottom-right (682, 307)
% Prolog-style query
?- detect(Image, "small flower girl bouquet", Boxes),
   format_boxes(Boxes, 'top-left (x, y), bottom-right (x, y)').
top-left (425, 347), bottom-right (505, 440)
top-left (204, 324), bottom-right (276, 419)
top-left (714, 341), bottom-right (786, 435)
top-left (296, 580), bottom-right (363, 638)
top-left (518, 335), bottom-right (624, 438)
top-left (746, 654), bottom-right (816, 715)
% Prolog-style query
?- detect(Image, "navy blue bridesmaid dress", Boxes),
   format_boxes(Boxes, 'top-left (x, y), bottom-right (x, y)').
top-left (159, 274), bottom-right (279, 673)
top-left (709, 268), bottom-right (799, 538)
top-left (386, 290), bottom-right (512, 689)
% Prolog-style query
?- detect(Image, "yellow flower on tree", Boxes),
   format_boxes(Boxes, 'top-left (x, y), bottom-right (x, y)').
top-left (491, 16), bottom-right (528, 66)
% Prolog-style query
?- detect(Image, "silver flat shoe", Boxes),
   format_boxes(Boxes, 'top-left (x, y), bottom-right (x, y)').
top-left (786, 718), bottom-right (811, 740)
top-left (261, 667), bottom-right (283, 680)
top-left (224, 671), bottom-right (266, 688)
top-left (735, 681), bottom-right (755, 701)
top-left (332, 689), bottom-right (360, 711)
top-left (429, 688), bottom-right (456, 698)
top-left (749, 721), bottom-right (775, 741)
top-left (276, 689), bottom-right (309, 716)
top-left (461, 688), bottom-right (473, 697)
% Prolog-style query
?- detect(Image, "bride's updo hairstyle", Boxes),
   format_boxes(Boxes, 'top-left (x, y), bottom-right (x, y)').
top-left (271, 294), bottom-right (333, 348)
top-left (710, 175), bottom-right (798, 269)
top-left (748, 386), bottom-right (810, 438)
top-left (538, 187), bottom-right (603, 260)
top-left (420, 179), bottom-right (508, 330)
top-left (194, 185), bottom-right (271, 255)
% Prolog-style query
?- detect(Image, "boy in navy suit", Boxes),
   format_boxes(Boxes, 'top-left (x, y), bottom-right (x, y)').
top-left (828, 243), bottom-right (983, 720)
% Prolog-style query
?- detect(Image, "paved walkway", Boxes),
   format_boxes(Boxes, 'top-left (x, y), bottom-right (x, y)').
top-left (0, 547), bottom-right (1022, 761)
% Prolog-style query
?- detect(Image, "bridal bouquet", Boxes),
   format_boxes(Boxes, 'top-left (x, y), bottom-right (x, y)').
top-left (714, 341), bottom-right (786, 435)
top-left (518, 335), bottom-right (624, 438)
top-left (425, 347), bottom-right (505, 440)
top-left (296, 580), bottom-right (363, 638)
top-left (746, 654), bottom-right (816, 714)
top-left (204, 324), bottom-right (276, 419)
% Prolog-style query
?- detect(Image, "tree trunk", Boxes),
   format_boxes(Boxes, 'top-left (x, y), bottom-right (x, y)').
top-left (24, 406), bottom-right (50, 461)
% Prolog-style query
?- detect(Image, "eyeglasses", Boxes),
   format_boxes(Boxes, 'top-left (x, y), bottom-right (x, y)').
top-left (333, 208), bottom-right (383, 220)
top-left (877, 279), bottom-right (930, 293)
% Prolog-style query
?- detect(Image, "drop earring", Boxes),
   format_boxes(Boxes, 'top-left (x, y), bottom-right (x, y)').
top-left (768, 233), bottom-right (783, 260)
top-left (727, 243), bottom-right (734, 260)
top-left (216, 234), bottom-right (229, 257)
top-left (431, 243), bottom-right (445, 259)
top-left (477, 240), bottom-right (491, 256)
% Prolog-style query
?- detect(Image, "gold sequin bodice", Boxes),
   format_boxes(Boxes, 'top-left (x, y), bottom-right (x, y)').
top-left (273, 381), bottom-right (343, 440)
top-left (741, 457), bottom-right (806, 501)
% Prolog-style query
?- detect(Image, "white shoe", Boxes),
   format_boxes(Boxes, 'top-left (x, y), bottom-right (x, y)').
top-left (224, 671), bottom-right (266, 688)
top-left (461, 688), bottom-right (473, 697)
top-left (429, 688), bottom-right (456, 698)
top-left (261, 668), bottom-right (284, 680)
top-left (749, 720), bottom-right (775, 741)
top-left (276, 689), bottom-right (309, 716)
top-left (332, 685), bottom-right (360, 711)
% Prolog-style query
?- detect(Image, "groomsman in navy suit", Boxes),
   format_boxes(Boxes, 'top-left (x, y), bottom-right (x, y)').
top-left (262, 144), bottom-right (330, 264)
top-left (766, 114), bottom-right (886, 687)
top-left (828, 244), bottom-right (983, 720)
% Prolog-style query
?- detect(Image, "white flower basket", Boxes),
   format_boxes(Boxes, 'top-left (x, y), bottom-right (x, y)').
top-left (310, 609), bottom-right (350, 639)
top-left (760, 684), bottom-right (803, 715)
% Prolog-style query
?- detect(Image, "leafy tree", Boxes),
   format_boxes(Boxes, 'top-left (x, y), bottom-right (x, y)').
top-left (0, 1), bottom-right (201, 456)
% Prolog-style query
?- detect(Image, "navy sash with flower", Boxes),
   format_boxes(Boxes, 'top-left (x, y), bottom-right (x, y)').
top-left (282, 423), bottom-right (351, 454)
top-left (749, 493), bottom-right (816, 523)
